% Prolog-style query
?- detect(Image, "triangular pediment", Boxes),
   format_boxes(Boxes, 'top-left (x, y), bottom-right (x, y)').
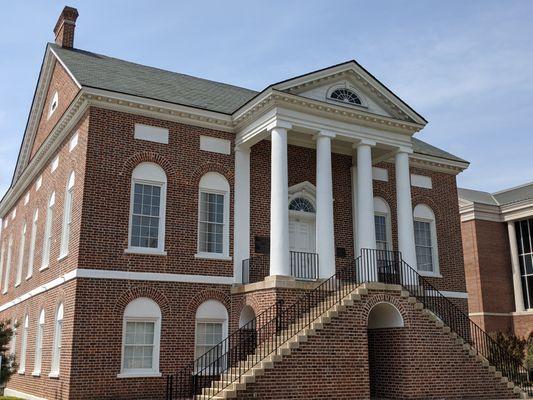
top-left (271, 61), bottom-right (427, 125)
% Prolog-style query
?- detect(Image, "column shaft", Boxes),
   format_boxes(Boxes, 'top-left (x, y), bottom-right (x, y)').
top-left (395, 150), bottom-right (417, 269)
top-left (234, 147), bottom-right (251, 283)
top-left (508, 221), bottom-right (526, 312)
top-left (316, 133), bottom-right (336, 279)
top-left (356, 143), bottom-right (376, 254)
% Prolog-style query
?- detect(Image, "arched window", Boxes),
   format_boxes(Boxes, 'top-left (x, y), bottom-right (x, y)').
top-left (2, 237), bottom-right (13, 294)
top-left (41, 192), bottom-right (55, 270)
top-left (120, 298), bottom-right (162, 377)
top-left (15, 223), bottom-right (26, 286)
top-left (59, 172), bottom-right (75, 258)
top-left (27, 210), bottom-right (38, 279)
top-left (50, 303), bottom-right (64, 376)
top-left (33, 309), bottom-right (45, 376)
top-left (329, 88), bottom-right (362, 105)
top-left (19, 314), bottom-right (29, 374)
top-left (195, 300), bottom-right (228, 372)
top-left (197, 173), bottom-right (230, 258)
top-left (374, 197), bottom-right (392, 252)
top-left (413, 204), bottom-right (439, 275)
top-left (289, 198), bottom-right (315, 213)
top-left (128, 163), bottom-right (167, 254)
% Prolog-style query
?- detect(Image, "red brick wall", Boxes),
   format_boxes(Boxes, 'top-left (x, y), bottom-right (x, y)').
top-left (78, 107), bottom-right (235, 276)
top-left (30, 62), bottom-right (80, 159)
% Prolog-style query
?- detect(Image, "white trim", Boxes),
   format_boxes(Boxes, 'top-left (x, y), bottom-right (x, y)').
top-left (4, 387), bottom-right (48, 400)
top-left (0, 268), bottom-right (233, 313)
top-left (430, 290), bottom-right (469, 299)
top-left (50, 47), bottom-right (82, 89)
top-left (117, 371), bottom-right (163, 378)
top-left (469, 311), bottom-right (510, 317)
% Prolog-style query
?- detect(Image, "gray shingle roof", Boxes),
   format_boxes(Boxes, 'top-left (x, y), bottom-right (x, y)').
top-left (50, 43), bottom-right (258, 114)
top-left (459, 183), bottom-right (533, 206)
top-left (51, 43), bottom-right (467, 165)
top-left (457, 188), bottom-right (498, 205)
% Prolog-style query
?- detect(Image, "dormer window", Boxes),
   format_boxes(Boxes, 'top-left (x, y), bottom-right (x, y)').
top-left (48, 91), bottom-right (59, 119)
top-left (329, 88), bottom-right (362, 105)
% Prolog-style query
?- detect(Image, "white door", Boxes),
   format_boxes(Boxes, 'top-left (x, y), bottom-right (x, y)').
top-left (289, 216), bottom-right (316, 279)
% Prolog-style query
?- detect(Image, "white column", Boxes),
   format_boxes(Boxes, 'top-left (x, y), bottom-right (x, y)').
top-left (355, 140), bottom-right (377, 255)
top-left (355, 140), bottom-right (377, 281)
top-left (508, 221), bottom-right (526, 312)
top-left (268, 121), bottom-right (292, 276)
top-left (316, 131), bottom-right (336, 279)
top-left (395, 148), bottom-right (417, 269)
top-left (234, 146), bottom-right (251, 284)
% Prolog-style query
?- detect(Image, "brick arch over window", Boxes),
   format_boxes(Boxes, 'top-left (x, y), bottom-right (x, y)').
top-left (119, 151), bottom-right (180, 183)
top-left (186, 289), bottom-right (231, 316)
top-left (235, 296), bottom-right (262, 321)
top-left (114, 286), bottom-right (171, 316)
top-left (188, 162), bottom-right (234, 187)
top-left (361, 294), bottom-right (411, 328)
top-left (412, 197), bottom-right (441, 221)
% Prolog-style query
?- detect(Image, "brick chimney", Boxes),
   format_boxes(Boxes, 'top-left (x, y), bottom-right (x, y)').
top-left (53, 6), bottom-right (79, 48)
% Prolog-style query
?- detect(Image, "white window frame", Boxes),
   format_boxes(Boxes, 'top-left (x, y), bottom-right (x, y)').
top-left (194, 300), bottom-right (229, 374)
top-left (18, 314), bottom-right (29, 374)
top-left (48, 91), bottom-right (59, 119)
top-left (41, 192), bottom-right (55, 271)
top-left (27, 210), bottom-right (38, 280)
top-left (196, 172), bottom-right (231, 260)
top-left (413, 204), bottom-right (440, 277)
top-left (3, 237), bottom-right (13, 294)
top-left (32, 309), bottom-right (45, 376)
top-left (126, 163), bottom-right (167, 255)
top-left (11, 319), bottom-right (17, 356)
top-left (373, 197), bottom-right (392, 252)
top-left (59, 172), bottom-right (75, 259)
top-left (50, 303), bottom-right (64, 377)
top-left (0, 245), bottom-right (5, 291)
top-left (118, 297), bottom-right (162, 378)
top-left (15, 223), bottom-right (26, 286)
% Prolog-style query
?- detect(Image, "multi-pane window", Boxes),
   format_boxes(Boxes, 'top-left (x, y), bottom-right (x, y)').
top-left (515, 219), bottom-right (533, 309)
top-left (198, 192), bottom-right (224, 254)
top-left (27, 210), bottom-right (38, 279)
top-left (329, 88), bottom-right (362, 105)
top-left (16, 224), bottom-right (26, 286)
top-left (120, 297), bottom-right (161, 376)
top-left (195, 321), bottom-right (224, 372)
top-left (123, 321), bottom-right (155, 370)
top-left (19, 315), bottom-right (29, 373)
top-left (41, 193), bottom-right (55, 269)
top-left (51, 303), bottom-right (64, 375)
top-left (374, 215), bottom-right (388, 251)
top-left (3, 237), bottom-right (13, 294)
top-left (414, 220), bottom-right (433, 272)
top-left (131, 183), bottom-right (161, 249)
top-left (60, 172), bottom-right (75, 258)
top-left (33, 309), bottom-right (45, 375)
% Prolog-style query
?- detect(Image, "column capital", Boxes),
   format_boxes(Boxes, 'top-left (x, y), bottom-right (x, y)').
top-left (316, 130), bottom-right (337, 139)
top-left (234, 144), bottom-right (251, 154)
top-left (394, 145), bottom-right (414, 155)
top-left (352, 138), bottom-right (376, 148)
top-left (266, 120), bottom-right (292, 132)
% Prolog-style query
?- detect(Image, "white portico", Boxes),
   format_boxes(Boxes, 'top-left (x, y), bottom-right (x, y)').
top-left (232, 61), bottom-right (429, 284)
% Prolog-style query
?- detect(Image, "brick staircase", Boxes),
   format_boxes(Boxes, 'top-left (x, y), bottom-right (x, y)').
top-left (166, 249), bottom-right (532, 400)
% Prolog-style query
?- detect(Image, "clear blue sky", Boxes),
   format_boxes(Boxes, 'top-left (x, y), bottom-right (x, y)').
top-left (1, 0), bottom-right (532, 198)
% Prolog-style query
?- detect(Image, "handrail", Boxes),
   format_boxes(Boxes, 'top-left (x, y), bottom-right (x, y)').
top-left (167, 256), bottom-right (367, 399)
top-left (167, 248), bottom-right (532, 399)
top-left (380, 249), bottom-right (532, 396)
top-left (242, 251), bottom-right (319, 284)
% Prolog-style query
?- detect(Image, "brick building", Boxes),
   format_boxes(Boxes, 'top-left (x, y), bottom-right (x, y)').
top-left (0, 6), bottom-right (529, 400)
top-left (459, 184), bottom-right (533, 340)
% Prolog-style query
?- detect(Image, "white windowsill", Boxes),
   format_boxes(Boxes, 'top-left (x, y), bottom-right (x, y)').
top-left (18, 370), bottom-right (25, 375)
top-left (15, 282), bottom-right (20, 288)
top-left (417, 271), bottom-right (442, 278)
top-left (48, 371), bottom-right (59, 379)
top-left (195, 253), bottom-right (232, 261)
top-left (117, 371), bottom-right (162, 379)
top-left (124, 248), bottom-right (167, 256)
top-left (31, 371), bottom-right (41, 377)
top-left (26, 275), bottom-right (32, 281)
top-left (58, 253), bottom-right (68, 262)
top-left (39, 265), bottom-right (49, 272)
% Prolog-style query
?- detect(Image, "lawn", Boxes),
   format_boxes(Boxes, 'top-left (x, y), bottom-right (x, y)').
top-left (0, 397), bottom-right (24, 400)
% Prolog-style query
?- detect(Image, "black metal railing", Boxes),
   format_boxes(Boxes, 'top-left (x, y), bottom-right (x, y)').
top-left (242, 252), bottom-right (319, 284)
top-left (167, 248), bottom-right (532, 399)
top-left (290, 251), bottom-right (319, 280)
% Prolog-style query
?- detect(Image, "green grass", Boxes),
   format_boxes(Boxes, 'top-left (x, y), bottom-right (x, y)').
top-left (0, 396), bottom-right (25, 400)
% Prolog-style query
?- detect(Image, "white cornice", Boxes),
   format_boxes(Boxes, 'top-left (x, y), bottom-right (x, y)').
top-left (409, 153), bottom-right (469, 175)
top-left (459, 196), bottom-right (533, 222)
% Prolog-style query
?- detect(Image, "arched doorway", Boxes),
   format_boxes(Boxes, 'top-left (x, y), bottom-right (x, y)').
top-left (238, 306), bottom-right (257, 362)
top-left (367, 302), bottom-right (405, 398)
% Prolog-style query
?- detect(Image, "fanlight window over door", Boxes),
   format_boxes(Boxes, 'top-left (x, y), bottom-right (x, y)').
top-left (329, 88), bottom-right (362, 105)
top-left (289, 198), bottom-right (315, 213)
